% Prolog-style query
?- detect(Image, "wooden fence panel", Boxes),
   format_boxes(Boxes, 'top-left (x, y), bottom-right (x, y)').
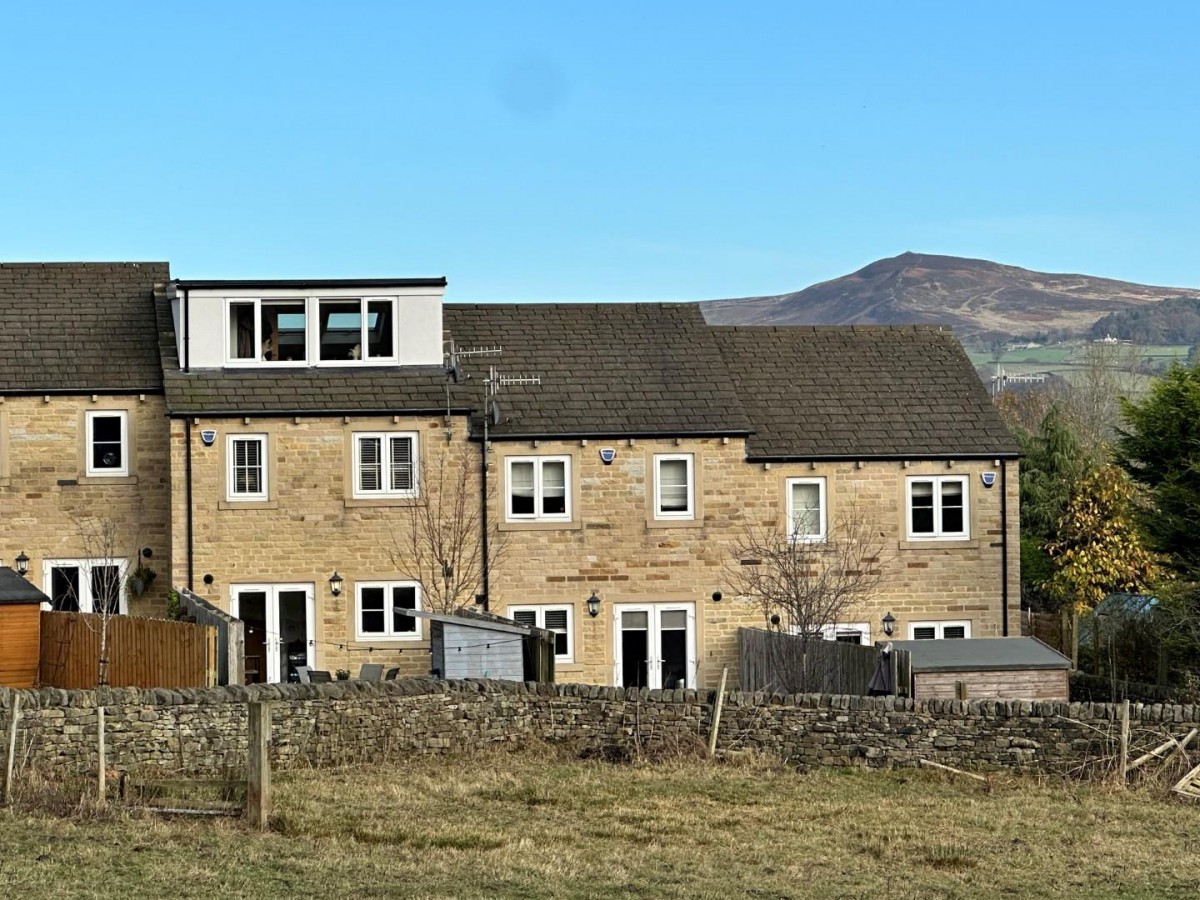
top-left (1021, 609), bottom-right (1073, 657)
top-left (39, 612), bottom-right (216, 690)
top-left (738, 627), bottom-right (911, 696)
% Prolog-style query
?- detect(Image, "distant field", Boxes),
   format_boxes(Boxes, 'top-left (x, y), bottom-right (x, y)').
top-left (1, 752), bottom-right (1198, 898)
top-left (966, 344), bottom-right (1191, 392)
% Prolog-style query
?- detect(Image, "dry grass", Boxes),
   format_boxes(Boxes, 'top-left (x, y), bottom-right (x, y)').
top-left (2, 749), bottom-right (1199, 898)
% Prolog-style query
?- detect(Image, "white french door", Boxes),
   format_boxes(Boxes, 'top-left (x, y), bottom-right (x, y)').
top-left (614, 603), bottom-right (697, 689)
top-left (231, 584), bottom-right (315, 683)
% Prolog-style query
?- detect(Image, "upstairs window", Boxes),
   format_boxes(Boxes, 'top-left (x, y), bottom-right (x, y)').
top-left (907, 475), bottom-right (969, 539)
top-left (654, 454), bottom-right (694, 520)
top-left (353, 433), bottom-right (418, 499)
top-left (356, 582), bottom-right (421, 640)
top-left (225, 297), bottom-right (396, 365)
top-left (786, 477), bottom-right (826, 541)
top-left (227, 435), bottom-right (268, 501)
top-left (85, 411), bottom-right (128, 476)
top-left (506, 456), bottom-right (570, 522)
top-left (228, 299), bottom-right (307, 363)
top-left (910, 620), bottom-right (971, 640)
top-left (509, 604), bottom-right (573, 662)
top-left (319, 298), bottom-right (395, 362)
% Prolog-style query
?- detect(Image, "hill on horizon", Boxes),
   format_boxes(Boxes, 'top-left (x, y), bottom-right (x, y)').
top-left (700, 252), bottom-right (1200, 344)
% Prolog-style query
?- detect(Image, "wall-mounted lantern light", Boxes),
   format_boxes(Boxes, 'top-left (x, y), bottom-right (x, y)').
top-left (587, 590), bottom-right (601, 618)
top-left (882, 611), bottom-right (896, 637)
top-left (329, 571), bottom-right (344, 597)
top-left (15, 551), bottom-right (29, 577)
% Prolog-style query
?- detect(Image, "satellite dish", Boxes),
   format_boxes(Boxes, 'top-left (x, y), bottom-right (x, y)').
top-left (490, 400), bottom-right (502, 426)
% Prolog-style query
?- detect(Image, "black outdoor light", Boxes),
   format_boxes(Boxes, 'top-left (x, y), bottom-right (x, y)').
top-left (882, 611), bottom-right (896, 637)
top-left (587, 590), bottom-right (601, 618)
top-left (329, 571), bottom-right (344, 597)
top-left (14, 551), bottom-right (29, 577)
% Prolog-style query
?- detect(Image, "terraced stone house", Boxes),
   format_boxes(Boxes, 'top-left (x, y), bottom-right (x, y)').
top-left (0, 263), bottom-right (1021, 689)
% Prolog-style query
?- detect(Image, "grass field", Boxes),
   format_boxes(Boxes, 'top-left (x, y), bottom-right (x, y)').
top-left (1, 751), bottom-right (1198, 899)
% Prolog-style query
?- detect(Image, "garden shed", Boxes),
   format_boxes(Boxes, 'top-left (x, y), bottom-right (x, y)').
top-left (398, 609), bottom-right (556, 682)
top-left (886, 637), bottom-right (1071, 701)
top-left (0, 565), bottom-right (50, 688)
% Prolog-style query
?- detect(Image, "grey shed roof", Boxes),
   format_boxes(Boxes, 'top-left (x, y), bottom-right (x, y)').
top-left (0, 262), bottom-right (170, 393)
top-left (885, 637), bottom-right (1071, 672)
top-left (0, 567), bottom-right (50, 605)
top-left (711, 325), bottom-right (1020, 459)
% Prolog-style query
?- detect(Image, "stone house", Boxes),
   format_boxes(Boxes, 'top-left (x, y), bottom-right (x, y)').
top-left (1, 263), bottom-right (1020, 689)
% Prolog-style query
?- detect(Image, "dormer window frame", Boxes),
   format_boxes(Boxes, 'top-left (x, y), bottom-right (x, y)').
top-left (223, 295), bottom-right (399, 368)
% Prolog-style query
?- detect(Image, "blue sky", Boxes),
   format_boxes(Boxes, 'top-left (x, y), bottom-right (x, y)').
top-left (1, 2), bottom-right (1197, 301)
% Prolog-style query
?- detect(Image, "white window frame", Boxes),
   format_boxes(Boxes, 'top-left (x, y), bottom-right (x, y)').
top-left (908, 620), bottom-right (972, 640)
top-left (509, 604), bottom-right (574, 663)
top-left (316, 297), bottom-right (398, 366)
top-left (821, 622), bottom-right (872, 645)
top-left (653, 453), bottom-right (695, 520)
top-left (42, 558), bottom-right (130, 615)
top-left (227, 434), bottom-right (268, 501)
top-left (786, 477), bottom-right (827, 542)
top-left (224, 296), bottom-right (399, 367)
top-left (352, 432), bottom-right (419, 499)
top-left (505, 455), bottom-right (572, 522)
top-left (354, 581), bottom-right (423, 641)
top-left (85, 410), bottom-right (129, 477)
top-left (905, 475), bottom-right (970, 540)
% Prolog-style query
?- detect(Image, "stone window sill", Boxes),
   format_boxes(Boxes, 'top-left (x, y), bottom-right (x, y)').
top-left (898, 539), bottom-right (979, 551)
top-left (218, 499), bottom-right (280, 511)
top-left (75, 474), bottom-right (139, 487)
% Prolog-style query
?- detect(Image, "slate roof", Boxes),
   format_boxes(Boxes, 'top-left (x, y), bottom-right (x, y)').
top-left (885, 637), bottom-right (1071, 672)
top-left (0, 262), bottom-right (169, 393)
top-left (159, 298), bottom-right (1018, 458)
top-left (711, 325), bottom-right (1020, 458)
top-left (444, 303), bottom-right (751, 438)
top-left (0, 567), bottom-right (51, 605)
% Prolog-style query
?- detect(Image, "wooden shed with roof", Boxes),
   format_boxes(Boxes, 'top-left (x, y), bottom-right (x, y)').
top-left (886, 637), bottom-right (1071, 701)
top-left (0, 565), bottom-right (50, 688)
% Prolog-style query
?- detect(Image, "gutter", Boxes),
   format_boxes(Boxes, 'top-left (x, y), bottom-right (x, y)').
top-left (182, 286), bottom-right (191, 373)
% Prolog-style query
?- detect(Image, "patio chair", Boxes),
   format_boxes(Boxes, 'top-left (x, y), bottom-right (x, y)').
top-left (309, 670), bottom-right (333, 683)
top-left (384, 667), bottom-right (400, 681)
top-left (358, 663), bottom-right (384, 682)
top-left (295, 665), bottom-right (312, 684)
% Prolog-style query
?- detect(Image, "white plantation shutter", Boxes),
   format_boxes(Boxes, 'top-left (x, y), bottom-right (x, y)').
top-left (358, 437), bottom-right (382, 492)
top-left (543, 608), bottom-right (570, 657)
top-left (233, 438), bottom-right (264, 496)
top-left (389, 436), bottom-right (414, 492)
top-left (658, 458), bottom-right (690, 514)
top-left (511, 610), bottom-right (537, 627)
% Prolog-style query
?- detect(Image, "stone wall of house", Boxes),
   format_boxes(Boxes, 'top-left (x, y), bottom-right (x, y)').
top-left (489, 436), bottom-right (1020, 688)
top-left (0, 395), bottom-right (171, 617)
top-left (3, 678), bottom-right (1189, 779)
top-left (168, 415), bottom-right (479, 679)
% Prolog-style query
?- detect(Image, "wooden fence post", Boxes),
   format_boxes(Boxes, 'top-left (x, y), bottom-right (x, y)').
top-left (247, 701), bottom-right (271, 829)
top-left (3, 694), bottom-right (21, 805)
top-left (1117, 699), bottom-right (1130, 786)
top-left (955, 681), bottom-right (969, 701)
top-left (97, 706), bottom-right (107, 807)
top-left (707, 667), bottom-right (728, 758)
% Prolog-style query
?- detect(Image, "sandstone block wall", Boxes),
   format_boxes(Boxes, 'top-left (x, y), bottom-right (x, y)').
top-left (2, 678), bottom-right (1189, 779)
top-left (0, 395), bottom-right (171, 617)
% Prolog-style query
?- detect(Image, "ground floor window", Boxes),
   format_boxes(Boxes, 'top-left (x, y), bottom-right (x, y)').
top-left (909, 620), bottom-right (971, 640)
top-left (43, 558), bottom-right (127, 615)
top-left (508, 604), bottom-right (573, 662)
top-left (355, 581), bottom-right (421, 641)
top-left (821, 622), bottom-right (872, 645)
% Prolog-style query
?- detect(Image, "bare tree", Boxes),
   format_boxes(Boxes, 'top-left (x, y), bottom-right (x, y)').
top-left (72, 517), bottom-right (133, 689)
top-left (391, 445), bottom-right (505, 615)
top-left (727, 500), bottom-right (890, 693)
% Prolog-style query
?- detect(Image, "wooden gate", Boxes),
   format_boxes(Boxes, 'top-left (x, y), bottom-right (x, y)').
top-left (39, 611), bottom-right (217, 689)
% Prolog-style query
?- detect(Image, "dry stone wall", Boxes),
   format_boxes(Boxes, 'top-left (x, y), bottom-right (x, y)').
top-left (2, 679), bottom-right (1195, 778)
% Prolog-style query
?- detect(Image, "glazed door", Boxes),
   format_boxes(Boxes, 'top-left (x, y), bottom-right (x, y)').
top-left (232, 584), bottom-right (315, 683)
top-left (614, 603), bottom-right (696, 689)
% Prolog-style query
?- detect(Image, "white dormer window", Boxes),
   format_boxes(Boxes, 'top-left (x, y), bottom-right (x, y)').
top-left (224, 297), bottom-right (397, 366)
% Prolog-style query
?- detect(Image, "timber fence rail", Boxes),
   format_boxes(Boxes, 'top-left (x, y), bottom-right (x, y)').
top-left (39, 611), bottom-right (217, 690)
